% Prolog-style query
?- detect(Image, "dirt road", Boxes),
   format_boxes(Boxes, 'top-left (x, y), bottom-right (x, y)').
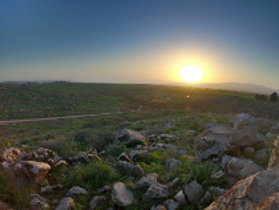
top-left (0, 112), bottom-right (124, 125)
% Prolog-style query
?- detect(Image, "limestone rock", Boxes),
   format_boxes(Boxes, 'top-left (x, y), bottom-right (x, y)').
top-left (162, 199), bottom-right (179, 210)
top-left (200, 191), bottom-right (212, 205)
top-left (205, 168), bottom-right (279, 210)
top-left (194, 113), bottom-right (266, 163)
top-left (129, 150), bottom-right (149, 161)
top-left (29, 194), bottom-right (49, 210)
top-left (117, 153), bottom-right (134, 164)
top-left (1, 147), bottom-right (21, 163)
top-left (142, 183), bottom-right (170, 202)
top-left (115, 160), bottom-right (144, 178)
top-left (111, 182), bottom-right (134, 207)
top-left (114, 129), bottom-right (147, 147)
top-left (166, 158), bottom-right (182, 172)
top-left (211, 187), bottom-right (227, 197)
top-left (184, 181), bottom-right (203, 202)
top-left (255, 192), bottom-right (279, 210)
top-left (137, 173), bottom-right (159, 188)
top-left (268, 138), bottom-right (279, 169)
top-left (14, 161), bottom-right (51, 183)
top-left (89, 196), bottom-right (108, 210)
top-left (41, 185), bottom-right (63, 194)
top-left (211, 170), bottom-right (225, 180)
top-left (67, 186), bottom-right (88, 196)
top-left (55, 197), bottom-right (75, 210)
top-left (174, 190), bottom-right (187, 205)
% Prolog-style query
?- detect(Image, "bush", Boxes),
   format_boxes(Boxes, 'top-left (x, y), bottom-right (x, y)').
top-left (106, 144), bottom-right (128, 157)
top-left (270, 92), bottom-right (278, 102)
top-left (66, 161), bottom-right (119, 190)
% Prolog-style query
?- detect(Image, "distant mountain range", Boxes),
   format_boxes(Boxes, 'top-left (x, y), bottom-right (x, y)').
top-left (174, 82), bottom-right (279, 95)
top-left (1, 80), bottom-right (278, 95)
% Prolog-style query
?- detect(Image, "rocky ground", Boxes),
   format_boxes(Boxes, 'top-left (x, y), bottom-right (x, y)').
top-left (1, 113), bottom-right (279, 210)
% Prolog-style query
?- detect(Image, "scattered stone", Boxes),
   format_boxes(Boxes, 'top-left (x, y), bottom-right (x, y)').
top-left (157, 134), bottom-right (177, 142)
top-left (1, 147), bottom-right (21, 163)
top-left (41, 185), bottom-right (63, 194)
top-left (14, 161), bottom-right (51, 183)
top-left (150, 143), bottom-right (166, 151)
top-left (266, 132), bottom-right (274, 138)
top-left (89, 196), bottom-right (108, 210)
top-left (115, 160), bottom-right (144, 178)
top-left (200, 191), bottom-right (212, 205)
top-left (55, 197), bottom-right (75, 210)
top-left (111, 182), bottom-right (134, 207)
top-left (129, 150), bottom-right (149, 161)
top-left (211, 187), bottom-right (227, 197)
top-left (255, 149), bottom-right (271, 161)
top-left (97, 185), bottom-right (112, 193)
top-left (244, 146), bottom-right (255, 155)
top-left (142, 183), bottom-right (170, 202)
top-left (184, 181), bottom-right (203, 202)
top-left (137, 173), bottom-right (159, 188)
top-left (85, 148), bottom-right (101, 162)
top-left (67, 186), bottom-right (88, 196)
top-left (211, 170), bottom-right (225, 180)
top-left (166, 177), bottom-right (180, 191)
top-left (114, 129), bottom-right (147, 147)
top-left (268, 138), bottom-right (279, 169)
top-left (187, 130), bottom-right (196, 136)
top-left (117, 153), bottom-right (134, 164)
top-left (162, 199), bottom-right (179, 210)
top-left (166, 158), bottom-right (182, 172)
top-left (174, 190), bottom-right (187, 205)
top-left (150, 205), bottom-right (167, 210)
top-left (29, 194), bottom-right (49, 210)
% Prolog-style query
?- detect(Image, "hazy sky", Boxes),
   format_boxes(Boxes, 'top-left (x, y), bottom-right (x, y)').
top-left (1, 1), bottom-right (279, 88)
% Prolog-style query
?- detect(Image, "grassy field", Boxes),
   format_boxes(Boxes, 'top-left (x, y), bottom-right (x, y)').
top-left (0, 82), bottom-right (278, 209)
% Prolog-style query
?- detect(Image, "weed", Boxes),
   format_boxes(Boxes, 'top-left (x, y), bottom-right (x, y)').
top-left (106, 144), bottom-right (129, 157)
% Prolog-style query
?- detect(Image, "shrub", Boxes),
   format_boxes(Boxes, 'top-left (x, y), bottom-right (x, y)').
top-left (106, 144), bottom-right (128, 157)
top-left (270, 92), bottom-right (279, 102)
top-left (185, 161), bottom-right (221, 190)
top-left (66, 161), bottom-right (119, 190)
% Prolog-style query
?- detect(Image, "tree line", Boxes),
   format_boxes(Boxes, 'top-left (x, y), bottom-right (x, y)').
top-left (255, 92), bottom-right (278, 102)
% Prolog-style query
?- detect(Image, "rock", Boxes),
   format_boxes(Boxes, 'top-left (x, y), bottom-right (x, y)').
top-left (255, 192), bottom-right (279, 210)
top-left (157, 134), bottom-right (177, 142)
top-left (111, 182), bottom-right (134, 207)
top-left (227, 157), bottom-right (261, 179)
top-left (205, 168), bottom-right (279, 210)
top-left (257, 118), bottom-right (272, 133)
top-left (200, 191), bottom-right (212, 205)
top-left (55, 197), bottom-right (75, 210)
top-left (117, 153), bottom-right (134, 164)
top-left (220, 154), bottom-right (233, 170)
top-left (162, 199), bottom-right (179, 210)
top-left (41, 185), bottom-right (63, 194)
top-left (255, 149), bottom-right (271, 161)
top-left (0, 161), bottom-right (15, 178)
top-left (129, 150), bottom-right (149, 161)
top-left (85, 148), bottom-right (101, 162)
top-left (227, 175), bottom-right (238, 188)
top-left (137, 173), bottom-right (159, 188)
top-left (1, 147), bottom-right (21, 163)
top-left (166, 158), bottom-right (182, 172)
top-left (211, 170), bottom-right (225, 180)
top-left (114, 129), bottom-right (147, 147)
top-left (187, 130), bottom-right (196, 136)
top-left (115, 160), bottom-right (144, 178)
top-left (53, 161), bottom-right (68, 171)
top-left (14, 161), bottom-right (51, 183)
top-left (29, 194), bottom-right (49, 210)
top-left (166, 177), bottom-right (180, 191)
top-left (268, 138), bottom-right (279, 169)
top-left (97, 185), bottom-right (112, 192)
top-left (89, 196), bottom-right (108, 210)
top-left (165, 144), bottom-right (178, 151)
top-left (211, 187), bottom-right (227, 197)
top-left (174, 190), bottom-right (187, 205)
top-left (150, 143), bottom-right (166, 150)
top-left (184, 181), bottom-right (203, 202)
top-left (266, 132), bottom-right (274, 139)
top-left (67, 186), bottom-right (88, 196)
top-left (150, 205), bottom-right (167, 210)
top-left (244, 146), bottom-right (255, 155)
top-left (142, 183), bottom-right (170, 202)
top-left (195, 113), bottom-right (266, 163)
top-left (75, 151), bottom-right (86, 161)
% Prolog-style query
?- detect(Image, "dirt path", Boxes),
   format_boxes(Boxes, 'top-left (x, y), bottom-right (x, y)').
top-left (0, 112), bottom-right (125, 125)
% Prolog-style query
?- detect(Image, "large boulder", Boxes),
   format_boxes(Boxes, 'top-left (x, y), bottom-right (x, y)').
top-left (113, 129), bottom-right (147, 147)
top-left (184, 181), bottom-right (204, 202)
top-left (194, 113), bottom-right (266, 163)
top-left (111, 182), bottom-right (134, 207)
top-left (205, 168), bottom-right (279, 210)
top-left (255, 192), bottom-right (279, 210)
top-left (14, 161), bottom-right (51, 183)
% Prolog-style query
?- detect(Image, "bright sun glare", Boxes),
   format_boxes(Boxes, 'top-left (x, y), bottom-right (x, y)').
top-left (180, 65), bottom-right (203, 83)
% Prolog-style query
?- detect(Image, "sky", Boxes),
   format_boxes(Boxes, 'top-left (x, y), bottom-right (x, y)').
top-left (1, 1), bottom-right (279, 88)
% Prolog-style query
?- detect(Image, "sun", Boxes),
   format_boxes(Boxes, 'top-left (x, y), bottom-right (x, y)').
top-left (180, 65), bottom-right (203, 83)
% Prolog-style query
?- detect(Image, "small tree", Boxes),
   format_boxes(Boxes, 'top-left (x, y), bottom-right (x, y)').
top-left (270, 92), bottom-right (278, 102)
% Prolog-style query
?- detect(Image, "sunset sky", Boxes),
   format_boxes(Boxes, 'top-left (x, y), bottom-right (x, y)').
top-left (1, 1), bottom-right (279, 88)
